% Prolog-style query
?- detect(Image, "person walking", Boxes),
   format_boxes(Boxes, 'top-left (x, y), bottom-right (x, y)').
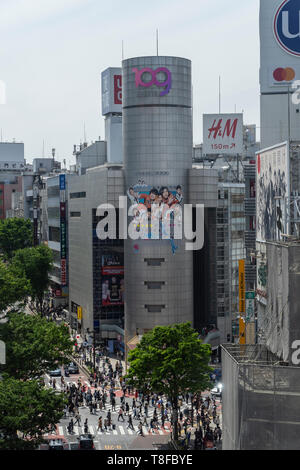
top-left (127, 414), bottom-right (134, 431)
top-left (74, 413), bottom-right (81, 426)
top-left (97, 416), bottom-right (103, 432)
top-left (84, 418), bottom-right (88, 434)
top-left (118, 408), bottom-right (125, 422)
top-left (138, 421), bottom-right (144, 436)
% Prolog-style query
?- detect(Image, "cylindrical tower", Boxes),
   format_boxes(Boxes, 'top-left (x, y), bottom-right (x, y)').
top-left (123, 56), bottom-right (193, 339)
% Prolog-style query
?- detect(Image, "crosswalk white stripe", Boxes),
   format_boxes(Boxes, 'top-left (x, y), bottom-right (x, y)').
top-left (119, 426), bottom-right (125, 435)
top-left (73, 425), bottom-right (79, 435)
top-left (58, 426), bottom-right (64, 435)
top-left (134, 425), bottom-right (139, 433)
top-left (112, 428), bottom-right (118, 435)
top-left (89, 425), bottom-right (94, 434)
top-left (127, 428), bottom-right (133, 435)
top-left (142, 426), bottom-right (149, 435)
top-left (157, 429), bottom-right (164, 435)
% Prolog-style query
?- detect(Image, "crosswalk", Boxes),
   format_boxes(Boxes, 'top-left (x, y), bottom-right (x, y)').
top-left (44, 422), bottom-right (172, 439)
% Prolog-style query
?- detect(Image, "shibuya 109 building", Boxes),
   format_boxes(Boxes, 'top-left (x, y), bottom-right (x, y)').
top-left (122, 57), bottom-right (194, 340)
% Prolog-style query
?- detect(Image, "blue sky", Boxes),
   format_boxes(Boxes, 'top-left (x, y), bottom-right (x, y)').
top-left (0, 0), bottom-right (260, 164)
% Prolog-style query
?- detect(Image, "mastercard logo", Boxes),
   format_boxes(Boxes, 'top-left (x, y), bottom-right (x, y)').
top-left (273, 67), bottom-right (295, 82)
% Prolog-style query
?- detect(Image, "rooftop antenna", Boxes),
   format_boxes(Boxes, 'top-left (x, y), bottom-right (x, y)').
top-left (83, 122), bottom-right (87, 143)
top-left (156, 29), bottom-right (159, 56)
top-left (219, 76), bottom-right (221, 114)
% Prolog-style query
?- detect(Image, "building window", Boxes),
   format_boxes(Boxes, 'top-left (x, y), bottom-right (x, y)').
top-left (144, 258), bottom-right (165, 266)
top-left (144, 281), bottom-right (165, 289)
top-left (70, 212), bottom-right (81, 217)
top-left (49, 226), bottom-right (60, 242)
top-left (145, 305), bottom-right (165, 313)
top-left (70, 192), bottom-right (86, 199)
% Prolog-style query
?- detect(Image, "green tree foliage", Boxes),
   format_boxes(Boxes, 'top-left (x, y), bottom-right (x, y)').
top-left (12, 245), bottom-right (53, 315)
top-left (0, 260), bottom-right (30, 312)
top-left (0, 377), bottom-right (67, 450)
top-left (0, 312), bottom-right (74, 380)
top-left (126, 322), bottom-right (213, 441)
top-left (0, 218), bottom-right (33, 260)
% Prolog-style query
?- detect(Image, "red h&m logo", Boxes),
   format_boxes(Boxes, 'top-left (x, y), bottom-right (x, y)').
top-left (114, 75), bottom-right (122, 105)
top-left (208, 118), bottom-right (238, 140)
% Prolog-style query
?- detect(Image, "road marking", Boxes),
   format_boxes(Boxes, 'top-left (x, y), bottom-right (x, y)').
top-left (112, 429), bottom-right (118, 435)
top-left (73, 426), bottom-right (79, 435)
top-left (58, 426), bottom-right (64, 435)
top-left (127, 428), bottom-right (133, 435)
top-left (158, 429), bottom-right (164, 435)
top-left (89, 425), bottom-right (94, 434)
top-left (119, 427), bottom-right (125, 435)
top-left (142, 426), bottom-right (149, 435)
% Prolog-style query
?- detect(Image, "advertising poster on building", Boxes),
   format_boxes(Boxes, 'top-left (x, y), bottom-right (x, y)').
top-left (245, 291), bottom-right (255, 322)
top-left (256, 241), bottom-right (268, 305)
top-left (126, 181), bottom-right (183, 254)
top-left (256, 142), bottom-right (289, 242)
top-left (101, 67), bottom-right (122, 116)
top-left (203, 113), bottom-right (243, 155)
top-left (101, 254), bottom-right (124, 306)
top-left (260, 0), bottom-right (300, 93)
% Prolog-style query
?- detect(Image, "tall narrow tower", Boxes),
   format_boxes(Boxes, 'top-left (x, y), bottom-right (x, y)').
top-left (122, 56), bottom-right (194, 339)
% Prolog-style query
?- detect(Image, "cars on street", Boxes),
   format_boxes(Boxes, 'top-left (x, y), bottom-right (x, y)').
top-left (49, 368), bottom-right (61, 377)
top-left (77, 434), bottom-right (95, 450)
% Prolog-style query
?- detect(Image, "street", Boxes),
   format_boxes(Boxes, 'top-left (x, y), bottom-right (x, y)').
top-left (42, 363), bottom-right (222, 450)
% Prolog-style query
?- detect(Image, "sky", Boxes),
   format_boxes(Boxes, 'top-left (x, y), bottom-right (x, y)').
top-left (0, 0), bottom-right (260, 165)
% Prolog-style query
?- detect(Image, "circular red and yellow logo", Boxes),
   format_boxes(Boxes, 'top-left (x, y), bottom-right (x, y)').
top-left (273, 67), bottom-right (295, 82)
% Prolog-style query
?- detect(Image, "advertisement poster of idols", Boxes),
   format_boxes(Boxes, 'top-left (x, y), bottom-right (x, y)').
top-left (127, 181), bottom-right (183, 254)
top-left (101, 254), bottom-right (124, 306)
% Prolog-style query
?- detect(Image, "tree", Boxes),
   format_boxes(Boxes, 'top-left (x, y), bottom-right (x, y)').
top-left (0, 260), bottom-right (30, 313)
top-left (12, 245), bottom-right (53, 315)
top-left (125, 322), bottom-right (213, 442)
top-left (0, 377), bottom-right (67, 450)
top-left (0, 218), bottom-right (33, 260)
top-left (0, 312), bottom-right (74, 380)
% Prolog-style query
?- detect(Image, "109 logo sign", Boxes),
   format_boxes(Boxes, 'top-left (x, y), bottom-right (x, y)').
top-left (132, 67), bottom-right (172, 96)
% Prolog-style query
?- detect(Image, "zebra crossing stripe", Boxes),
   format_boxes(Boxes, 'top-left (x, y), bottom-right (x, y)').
top-left (58, 426), bottom-right (64, 435)
top-left (119, 427), bottom-right (125, 435)
top-left (142, 426), bottom-right (149, 435)
top-left (89, 425), bottom-right (94, 434)
top-left (73, 425), bottom-right (79, 435)
top-left (112, 429), bottom-right (118, 435)
top-left (133, 425), bottom-right (139, 433)
top-left (158, 429), bottom-right (164, 435)
top-left (127, 428), bottom-right (133, 435)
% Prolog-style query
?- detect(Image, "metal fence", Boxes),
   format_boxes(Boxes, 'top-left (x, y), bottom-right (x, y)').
top-left (222, 344), bottom-right (300, 450)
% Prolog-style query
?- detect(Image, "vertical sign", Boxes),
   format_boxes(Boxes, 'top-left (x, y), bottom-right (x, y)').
top-left (77, 306), bottom-right (82, 320)
top-left (239, 260), bottom-right (245, 314)
top-left (245, 291), bottom-right (255, 322)
top-left (60, 175), bottom-right (67, 287)
top-left (239, 317), bottom-right (246, 345)
top-left (114, 75), bottom-right (122, 105)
